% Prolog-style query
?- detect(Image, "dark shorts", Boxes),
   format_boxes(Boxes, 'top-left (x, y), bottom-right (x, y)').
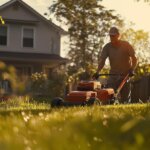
top-left (106, 76), bottom-right (131, 103)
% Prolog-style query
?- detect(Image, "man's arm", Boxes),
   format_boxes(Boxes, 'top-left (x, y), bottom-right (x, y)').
top-left (93, 58), bottom-right (106, 79)
top-left (96, 45), bottom-right (108, 74)
top-left (93, 45), bottom-right (108, 79)
top-left (131, 55), bottom-right (137, 70)
top-left (126, 41), bottom-right (138, 70)
top-left (128, 55), bottom-right (137, 77)
top-left (96, 58), bottom-right (106, 73)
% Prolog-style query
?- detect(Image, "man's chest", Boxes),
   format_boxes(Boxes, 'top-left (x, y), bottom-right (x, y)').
top-left (108, 46), bottom-right (129, 60)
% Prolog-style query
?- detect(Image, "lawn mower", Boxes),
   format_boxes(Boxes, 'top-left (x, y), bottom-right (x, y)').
top-left (51, 73), bottom-right (130, 107)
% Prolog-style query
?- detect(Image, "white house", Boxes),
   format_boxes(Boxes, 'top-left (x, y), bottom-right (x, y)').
top-left (0, 0), bottom-right (67, 78)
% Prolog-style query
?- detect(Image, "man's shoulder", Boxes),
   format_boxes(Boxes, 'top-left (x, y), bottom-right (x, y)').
top-left (119, 40), bottom-right (130, 46)
top-left (103, 42), bottom-right (111, 49)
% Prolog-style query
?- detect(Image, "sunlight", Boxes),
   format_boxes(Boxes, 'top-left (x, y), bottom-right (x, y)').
top-left (101, 0), bottom-right (150, 32)
top-left (0, 16), bottom-right (5, 25)
top-left (1, 0), bottom-right (150, 32)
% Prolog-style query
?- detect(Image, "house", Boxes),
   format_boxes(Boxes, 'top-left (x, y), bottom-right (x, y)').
top-left (0, 0), bottom-right (67, 79)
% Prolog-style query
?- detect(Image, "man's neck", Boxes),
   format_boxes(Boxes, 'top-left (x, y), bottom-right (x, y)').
top-left (111, 40), bottom-right (120, 46)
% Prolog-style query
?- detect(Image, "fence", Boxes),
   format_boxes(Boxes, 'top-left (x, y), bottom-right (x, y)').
top-left (131, 75), bottom-right (150, 103)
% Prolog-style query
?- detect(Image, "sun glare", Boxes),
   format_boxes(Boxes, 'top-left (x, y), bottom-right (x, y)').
top-left (0, 16), bottom-right (5, 25)
top-left (102, 0), bottom-right (150, 32)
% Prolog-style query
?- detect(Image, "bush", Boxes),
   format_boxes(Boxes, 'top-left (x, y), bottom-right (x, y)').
top-left (134, 62), bottom-right (150, 80)
top-left (0, 61), bottom-right (17, 95)
top-left (30, 72), bottom-right (67, 102)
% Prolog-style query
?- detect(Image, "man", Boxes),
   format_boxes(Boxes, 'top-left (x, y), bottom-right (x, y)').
top-left (94, 27), bottom-right (137, 103)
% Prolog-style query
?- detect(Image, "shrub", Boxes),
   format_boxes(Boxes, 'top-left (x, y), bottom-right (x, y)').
top-left (30, 72), bottom-right (67, 102)
top-left (0, 61), bottom-right (17, 95)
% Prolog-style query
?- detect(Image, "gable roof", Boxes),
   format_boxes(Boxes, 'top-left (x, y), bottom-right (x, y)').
top-left (0, 0), bottom-right (67, 34)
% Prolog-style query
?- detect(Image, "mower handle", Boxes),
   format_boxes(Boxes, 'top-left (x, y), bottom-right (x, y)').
top-left (93, 73), bottom-right (133, 80)
top-left (97, 73), bottom-right (126, 76)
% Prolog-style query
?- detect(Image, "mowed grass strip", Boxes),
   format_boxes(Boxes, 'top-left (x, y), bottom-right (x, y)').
top-left (0, 103), bottom-right (150, 150)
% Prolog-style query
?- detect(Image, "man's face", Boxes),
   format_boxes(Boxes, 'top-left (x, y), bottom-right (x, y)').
top-left (109, 34), bottom-right (119, 44)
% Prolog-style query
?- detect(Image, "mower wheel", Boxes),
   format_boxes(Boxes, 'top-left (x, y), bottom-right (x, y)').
top-left (113, 99), bottom-right (119, 105)
top-left (51, 97), bottom-right (64, 107)
top-left (86, 97), bottom-right (96, 106)
top-left (94, 99), bottom-right (102, 105)
top-left (87, 98), bottom-right (101, 106)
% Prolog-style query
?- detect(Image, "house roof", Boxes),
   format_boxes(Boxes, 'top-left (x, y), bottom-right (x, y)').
top-left (0, 0), bottom-right (67, 34)
top-left (0, 51), bottom-right (68, 64)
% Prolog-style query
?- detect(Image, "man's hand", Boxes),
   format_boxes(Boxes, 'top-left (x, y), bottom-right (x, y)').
top-left (92, 72), bottom-right (99, 80)
top-left (128, 69), bottom-right (135, 77)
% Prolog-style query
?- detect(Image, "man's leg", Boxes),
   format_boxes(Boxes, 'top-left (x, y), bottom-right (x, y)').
top-left (107, 76), bottom-right (120, 91)
top-left (120, 81), bottom-right (131, 103)
top-left (106, 77), bottom-right (122, 103)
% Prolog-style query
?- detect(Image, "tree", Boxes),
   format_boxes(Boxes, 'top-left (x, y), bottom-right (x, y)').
top-left (136, 0), bottom-right (150, 2)
top-left (49, 0), bottom-right (123, 80)
top-left (121, 28), bottom-right (150, 61)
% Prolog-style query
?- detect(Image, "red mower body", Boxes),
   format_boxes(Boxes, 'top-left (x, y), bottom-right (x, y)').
top-left (77, 81), bottom-right (101, 91)
top-left (65, 81), bottom-right (115, 104)
top-left (66, 91), bottom-right (97, 103)
top-left (96, 88), bottom-right (115, 104)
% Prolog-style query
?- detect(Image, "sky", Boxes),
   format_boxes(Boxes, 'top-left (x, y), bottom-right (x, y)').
top-left (101, 0), bottom-right (150, 32)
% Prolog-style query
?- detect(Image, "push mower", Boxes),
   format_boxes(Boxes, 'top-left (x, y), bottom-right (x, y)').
top-left (51, 73), bottom-right (130, 107)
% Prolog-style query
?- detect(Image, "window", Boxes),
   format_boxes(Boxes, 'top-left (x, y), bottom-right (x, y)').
top-left (23, 28), bottom-right (34, 48)
top-left (44, 66), bottom-right (53, 77)
top-left (0, 80), bottom-right (11, 94)
top-left (0, 26), bottom-right (7, 46)
top-left (16, 66), bottom-right (32, 77)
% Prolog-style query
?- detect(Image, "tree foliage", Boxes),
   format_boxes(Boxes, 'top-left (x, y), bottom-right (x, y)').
top-left (136, 0), bottom-right (150, 2)
top-left (49, 0), bottom-right (123, 80)
top-left (30, 72), bottom-right (67, 101)
top-left (0, 61), bottom-right (17, 95)
top-left (121, 28), bottom-right (150, 62)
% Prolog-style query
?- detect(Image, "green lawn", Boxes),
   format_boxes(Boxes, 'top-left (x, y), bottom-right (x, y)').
top-left (0, 101), bottom-right (150, 150)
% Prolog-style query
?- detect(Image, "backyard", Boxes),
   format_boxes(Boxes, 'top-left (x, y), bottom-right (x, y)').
top-left (0, 98), bottom-right (150, 150)
top-left (0, 0), bottom-right (150, 149)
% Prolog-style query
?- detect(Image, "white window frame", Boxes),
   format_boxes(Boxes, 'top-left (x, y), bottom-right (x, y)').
top-left (0, 25), bottom-right (9, 47)
top-left (21, 26), bottom-right (35, 49)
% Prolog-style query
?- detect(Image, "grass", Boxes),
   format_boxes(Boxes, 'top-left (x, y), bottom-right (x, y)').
top-left (0, 96), bottom-right (50, 111)
top-left (0, 98), bottom-right (150, 150)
